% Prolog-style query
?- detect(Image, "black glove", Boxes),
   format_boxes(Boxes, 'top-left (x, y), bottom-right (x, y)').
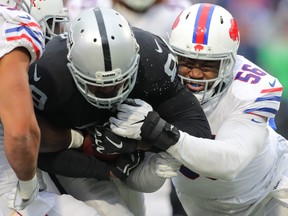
top-left (86, 125), bottom-right (138, 154)
top-left (110, 150), bottom-right (144, 180)
top-left (140, 111), bottom-right (180, 151)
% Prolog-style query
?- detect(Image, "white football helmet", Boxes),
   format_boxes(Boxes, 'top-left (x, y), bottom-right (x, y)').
top-left (170, 3), bottom-right (240, 104)
top-left (67, 7), bottom-right (140, 109)
top-left (120, 0), bottom-right (157, 12)
top-left (0, 0), bottom-right (69, 41)
top-left (30, 0), bottom-right (69, 41)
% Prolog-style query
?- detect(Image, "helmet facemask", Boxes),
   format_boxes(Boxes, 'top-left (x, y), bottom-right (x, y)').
top-left (68, 54), bottom-right (140, 109)
top-left (30, 0), bottom-right (69, 42)
top-left (175, 48), bottom-right (235, 104)
top-left (39, 15), bottom-right (69, 41)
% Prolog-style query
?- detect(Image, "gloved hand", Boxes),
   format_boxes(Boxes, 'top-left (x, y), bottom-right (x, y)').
top-left (85, 124), bottom-right (138, 155)
top-left (8, 174), bottom-right (39, 210)
top-left (110, 99), bottom-right (153, 140)
top-left (149, 152), bottom-right (181, 178)
top-left (140, 111), bottom-right (180, 151)
top-left (110, 150), bottom-right (144, 180)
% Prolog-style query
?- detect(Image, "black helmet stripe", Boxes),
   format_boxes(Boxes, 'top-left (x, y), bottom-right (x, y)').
top-left (94, 8), bottom-right (112, 71)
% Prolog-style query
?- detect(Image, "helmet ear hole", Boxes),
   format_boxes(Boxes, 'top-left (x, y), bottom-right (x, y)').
top-left (67, 7), bottom-right (140, 109)
top-left (220, 16), bottom-right (224, 24)
top-left (170, 3), bottom-right (239, 104)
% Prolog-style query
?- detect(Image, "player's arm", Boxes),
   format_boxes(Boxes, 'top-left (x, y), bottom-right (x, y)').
top-left (36, 114), bottom-right (80, 152)
top-left (145, 112), bottom-right (267, 180)
top-left (38, 149), bottom-right (111, 180)
top-left (126, 151), bottom-right (181, 192)
top-left (0, 47), bottom-right (39, 181)
top-left (110, 98), bottom-right (267, 180)
top-left (38, 148), bottom-right (144, 181)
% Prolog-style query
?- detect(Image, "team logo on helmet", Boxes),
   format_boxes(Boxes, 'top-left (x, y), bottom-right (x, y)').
top-left (172, 12), bottom-right (182, 30)
top-left (194, 44), bottom-right (204, 52)
top-left (229, 18), bottom-right (240, 42)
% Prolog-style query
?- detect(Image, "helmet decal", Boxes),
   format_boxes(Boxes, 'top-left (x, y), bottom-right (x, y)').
top-left (229, 18), bottom-right (240, 42)
top-left (192, 3), bottom-right (216, 45)
top-left (194, 44), bottom-right (204, 52)
top-left (172, 12), bottom-right (182, 30)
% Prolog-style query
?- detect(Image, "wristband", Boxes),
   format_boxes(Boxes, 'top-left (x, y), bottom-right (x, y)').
top-left (18, 174), bottom-right (38, 200)
top-left (68, 129), bottom-right (84, 148)
top-left (141, 111), bottom-right (180, 150)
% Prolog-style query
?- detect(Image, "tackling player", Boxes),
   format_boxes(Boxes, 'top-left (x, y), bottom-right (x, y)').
top-left (109, 3), bottom-right (288, 216)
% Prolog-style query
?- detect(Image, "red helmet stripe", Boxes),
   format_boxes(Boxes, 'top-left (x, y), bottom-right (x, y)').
top-left (192, 3), bottom-right (215, 45)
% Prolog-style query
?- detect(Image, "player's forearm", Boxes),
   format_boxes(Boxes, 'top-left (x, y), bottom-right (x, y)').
top-left (141, 113), bottom-right (266, 180)
top-left (5, 133), bottom-right (39, 181)
top-left (38, 149), bottom-right (111, 180)
top-left (36, 114), bottom-right (72, 152)
top-left (167, 122), bottom-right (266, 180)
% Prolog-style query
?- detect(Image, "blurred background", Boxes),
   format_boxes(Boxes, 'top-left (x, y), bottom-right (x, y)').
top-left (63, 0), bottom-right (288, 215)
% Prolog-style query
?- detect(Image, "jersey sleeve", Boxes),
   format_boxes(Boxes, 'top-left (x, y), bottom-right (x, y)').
top-left (233, 56), bottom-right (283, 119)
top-left (0, 6), bottom-right (45, 63)
top-left (131, 27), bottom-right (180, 103)
top-left (167, 113), bottom-right (267, 180)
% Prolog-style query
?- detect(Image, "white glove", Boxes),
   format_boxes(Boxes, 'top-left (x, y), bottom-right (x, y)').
top-left (150, 152), bottom-right (182, 178)
top-left (110, 98), bottom-right (153, 140)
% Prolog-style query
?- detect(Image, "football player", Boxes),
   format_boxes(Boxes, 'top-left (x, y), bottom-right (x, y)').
top-left (0, 2), bottom-right (98, 216)
top-left (109, 3), bottom-right (288, 216)
top-left (28, 7), bottom-right (211, 216)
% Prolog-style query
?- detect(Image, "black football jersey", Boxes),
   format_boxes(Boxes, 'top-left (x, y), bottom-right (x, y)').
top-left (29, 28), bottom-right (211, 179)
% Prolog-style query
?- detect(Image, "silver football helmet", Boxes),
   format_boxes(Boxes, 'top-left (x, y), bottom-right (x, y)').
top-left (0, 0), bottom-right (69, 41)
top-left (67, 7), bottom-right (140, 109)
top-left (170, 3), bottom-right (240, 104)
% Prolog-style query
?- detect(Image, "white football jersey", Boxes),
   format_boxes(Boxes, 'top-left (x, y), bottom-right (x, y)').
top-left (168, 55), bottom-right (288, 215)
top-left (0, 5), bottom-right (45, 63)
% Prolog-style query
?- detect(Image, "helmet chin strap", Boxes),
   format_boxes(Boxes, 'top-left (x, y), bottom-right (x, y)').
top-left (121, 0), bottom-right (157, 12)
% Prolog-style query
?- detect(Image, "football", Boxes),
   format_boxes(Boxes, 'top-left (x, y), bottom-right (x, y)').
top-left (81, 132), bottom-right (119, 162)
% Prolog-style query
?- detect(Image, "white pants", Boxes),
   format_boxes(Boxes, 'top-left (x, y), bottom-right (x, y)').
top-left (176, 135), bottom-right (288, 216)
top-left (55, 175), bottom-right (146, 216)
top-left (0, 123), bottom-right (99, 216)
